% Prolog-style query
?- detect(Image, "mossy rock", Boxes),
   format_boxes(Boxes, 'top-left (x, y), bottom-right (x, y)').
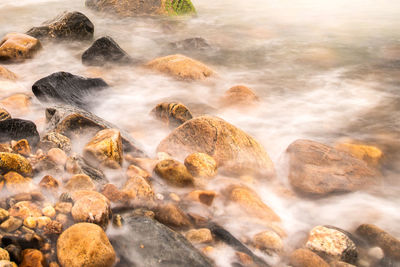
top-left (164, 0), bottom-right (196, 16)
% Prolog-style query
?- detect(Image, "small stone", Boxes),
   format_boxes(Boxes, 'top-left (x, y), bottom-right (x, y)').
top-left (219, 85), bottom-right (259, 108)
top-left (39, 175), bottom-right (59, 191)
top-left (0, 153), bottom-right (33, 176)
top-left (0, 108), bottom-right (11, 122)
top-left (0, 94), bottom-right (31, 116)
top-left (36, 216), bottom-right (51, 229)
top-left (126, 165), bottom-right (150, 180)
top-left (0, 217), bottom-right (22, 232)
top-left (185, 228), bottom-right (212, 244)
top-left (155, 203), bottom-right (191, 228)
top-left (154, 159), bottom-right (194, 187)
top-left (4, 172), bottom-right (35, 194)
top-left (122, 176), bottom-right (154, 201)
top-left (64, 174), bottom-right (95, 192)
top-left (0, 248), bottom-right (9, 261)
top-left (151, 102), bottom-right (193, 128)
top-left (11, 140), bottom-right (31, 156)
top-left (54, 202), bottom-right (72, 214)
top-left (0, 65), bottom-right (17, 81)
top-left (253, 230), bottom-right (283, 251)
top-left (101, 184), bottom-right (127, 203)
top-left (42, 206), bottom-right (56, 218)
top-left (20, 249), bottom-right (45, 267)
top-left (0, 33), bottom-right (41, 62)
top-left (43, 220), bottom-right (63, 236)
top-left (40, 132), bottom-right (71, 153)
top-left (23, 217), bottom-right (37, 229)
top-left (290, 248), bottom-right (330, 267)
top-left (367, 247), bottom-right (384, 260)
top-left (185, 190), bottom-right (216, 206)
top-left (9, 201), bottom-right (41, 219)
top-left (47, 148), bottom-right (67, 166)
top-left (235, 251), bottom-right (254, 266)
top-left (0, 209), bottom-right (9, 222)
top-left (184, 153), bottom-right (217, 178)
top-left (55, 214), bottom-right (69, 227)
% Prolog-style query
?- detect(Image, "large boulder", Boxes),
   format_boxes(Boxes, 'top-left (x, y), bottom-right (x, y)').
top-left (0, 119), bottom-right (40, 147)
top-left (45, 104), bottom-right (145, 156)
top-left (57, 223), bottom-right (116, 267)
top-left (110, 215), bottom-right (213, 267)
top-left (286, 139), bottom-right (381, 196)
top-left (0, 153), bottom-right (32, 176)
top-left (82, 36), bottom-right (132, 66)
top-left (157, 116), bottom-right (274, 177)
top-left (26, 11), bottom-right (94, 41)
top-left (151, 102), bottom-right (193, 128)
top-left (32, 72), bottom-right (108, 108)
top-left (85, 0), bottom-right (196, 17)
top-left (0, 33), bottom-right (41, 62)
top-left (146, 54), bottom-right (213, 81)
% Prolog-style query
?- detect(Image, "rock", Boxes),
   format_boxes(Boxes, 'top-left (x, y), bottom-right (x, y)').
top-left (85, 0), bottom-right (196, 17)
top-left (54, 202), bottom-right (72, 214)
top-left (83, 129), bottom-right (123, 168)
top-left (168, 37), bottom-right (210, 51)
top-left (0, 66), bottom-right (17, 81)
top-left (155, 203), bottom-right (191, 228)
top-left (57, 223), bottom-right (115, 267)
top-left (45, 104), bottom-right (145, 155)
top-left (32, 72), bottom-right (108, 108)
top-left (306, 225), bottom-right (357, 264)
top-left (122, 176), bottom-right (154, 201)
top-left (9, 201), bottom-right (42, 219)
top-left (0, 119), bottom-right (40, 147)
top-left (110, 215), bottom-right (212, 267)
top-left (253, 230), bottom-right (283, 251)
top-left (11, 140), bottom-right (31, 157)
top-left (0, 249), bottom-right (9, 261)
top-left (36, 216), bottom-right (51, 229)
top-left (71, 190), bottom-right (111, 228)
top-left (157, 116), bottom-right (274, 178)
top-left (82, 36), bottom-right (132, 66)
top-left (225, 185), bottom-right (280, 222)
top-left (39, 175), bottom-right (59, 191)
top-left (286, 139), bottom-right (381, 196)
top-left (0, 33), bottom-right (41, 62)
top-left (20, 249), bottom-right (45, 267)
top-left (219, 85), bottom-right (259, 108)
top-left (47, 148), bottom-right (67, 166)
top-left (154, 159), bottom-right (194, 187)
top-left (32, 155), bottom-right (60, 174)
top-left (184, 152), bottom-right (217, 178)
top-left (101, 184), bottom-right (127, 203)
top-left (43, 220), bottom-right (62, 236)
top-left (65, 154), bottom-right (107, 185)
top-left (126, 164), bottom-right (150, 180)
top-left (23, 217), bottom-right (37, 229)
top-left (0, 108), bottom-right (11, 121)
top-left (185, 190), bottom-right (216, 206)
top-left (185, 228), bottom-right (212, 244)
top-left (40, 132), bottom-right (71, 153)
top-left (151, 102), bottom-right (193, 128)
top-left (0, 94), bottom-right (31, 115)
top-left (4, 245), bottom-right (21, 264)
top-left (0, 260), bottom-right (14, 267)
top-left (335, 142), bottom-right (383, 168)
top-left (65, 174), bottom-right (95, 192)
top-left (42, 206), bottom-right (56, 218)
top-left (26, 11), bottom-right (94, 41)
top-left (290, 248), bottom-right (330, 267)
top-left (146, 54), bottom-right (213, 80)
top-left (0, 209), bottom-right (9, 222)
top-left (356, 224), bottom-right (400, 260)
top-left (4, 172), bottom-right (35, 194)
top-left (0, 217), bottom-right (22, 232)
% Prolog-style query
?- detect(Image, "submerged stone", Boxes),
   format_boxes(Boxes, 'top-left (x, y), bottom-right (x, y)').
top-left (151, 102), bottom-right (193, 128)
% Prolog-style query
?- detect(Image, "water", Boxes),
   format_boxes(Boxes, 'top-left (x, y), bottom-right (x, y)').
top-left (1, 0), bottom-right (400, 265)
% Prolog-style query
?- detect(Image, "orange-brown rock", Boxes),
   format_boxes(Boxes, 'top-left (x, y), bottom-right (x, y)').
top-left (0, 248), bottom-right (10, 261)
top-left (54, 202), bottom-right (72, 214)
top-left (185, 190), bottom-right (216, 206)
top-left (0, 216), bottom-right (22, 232)
top-left (185, 228), bottom-right (212, 244)
top-left (8, 201), bottom-right (42, 219)
top-left (4, 172), bottom-right (35, 194)
top-left (154, 159), bottom-right (194, 187)
top-left (146, 54), bottom-right (213, 80)
top-left (225, 185), bottom-right (280, 222)
top-left (184, 152), bottom-right (217, 178)
top-left (155, 203), bottom-right (191, 228)
top-left (64, 174), bottom-right (96, 192)
top-left (0, 33), bottom-right (41, 62)
top-left (220, 85), bottom-right (259, 108)
top-left (253, 230), bottom-right (283, 251)
top-left (0, 94), bottom-right (31, 115)
top-left (39, 175), bottom-right (59, 191)
top-left (0, 152), bottom-right (33, 176)
top-left (157, 116), bottom-right (274, 178)
top-left (57, 223), bottom-right (116, 267)
top-left (20, 249), bottom-right (45, 267)
top-left (125, 156), bottom-right (157, 173)
top-left (83, 129), bottom-right (123, 169)
top-left (335, 142), bottom-right (383, 168)
top-left (0, 66), bottom-right (17, 81)
top-left (151, 102), bottom-right (193, 127)
top-left (101, 184), bottom-right (128, 203)
top-left (286, 139), bottom-right (382, 196)
top-left (126, 164), bottom-right (150, 180)
top-left (122, 176), bottom-right (154, 201)
top-left (235, 251), bottom-right (254, 266)
top-left (11, 139), bottom-right (31, 156)
top-left (290, 248), bottom-right (330, 267)
top-left (47, 148), bottom-right (67, 166)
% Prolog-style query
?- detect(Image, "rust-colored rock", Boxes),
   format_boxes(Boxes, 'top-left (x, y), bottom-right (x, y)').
top-left (290, 248), bottom-right (330, 267)
top-left (220, 85), bottom-right (259, 108)
top-left (11, 139), bottom-right (31, 156)
top-left (20, 249), bottom-right (45, 267)
top-left (47, 148), bottom-right (67, 166)
top-left (4, 172), bottom-right (35, 194)
top-left (65, 174), bottom-right (96, 192)
top-left (0, 66), bottom-right (17, 81)
top-left (101, 184), bottom-right (127, 203)
top-left (286, 139), bottom-right (381, 196)
top-left (151, 102), bottom-right (193, 127)
top-left (186, 190), bottom-right (216, 206)
top-left (155, 203), bottom-right (191, 228)
top-left (146, 54), bottom-right (213, 80)
top-left (57, 223), bottom-right (116, 267)
top-left (0, 152), bottom-right (33, 176)
top-left (0, 94), bottom-right (31, 115)
top-left (157, 116), bottom-right (274, 178)
top-left (9, 201), bottom-right (42, 219)
top-left (122, 176), bottom-right (154, 201)
top-left (0, 33), bottom-right (41, 62)
top-left (185, 228), bottom-right (213, 244)
top-left (184, 152), bottom-right (217, 178)
top-left (39, 175), bottom-right (59, 190)
top-left (253, 230), bottom-right (283, 251)
top-left (154, 159), bottom-right (194, 187)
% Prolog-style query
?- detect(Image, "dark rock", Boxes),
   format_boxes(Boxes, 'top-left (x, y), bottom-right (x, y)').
top-left (110, 215), bottom-right (213, 267)
top-left (26, 11), bottom-right (94, 41)
top-left (4, 244), bottom-right (21, 264)
top-left (82, 36), bottom-right (132, 66)
top-left (0, 108), bottom-right (11, 121)
top-left (151, 102), bottom-right (192, 128)
top-left (32, 72), bottom-right (108, 108)
top-left (45, 104), bottom-right (145, 156)
top-left (168, 37), bottom-right (210, 51)
top-left (0, 119), bottom-right (39, 147)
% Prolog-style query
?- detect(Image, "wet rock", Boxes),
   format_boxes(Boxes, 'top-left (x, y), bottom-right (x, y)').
top-left (27, 11), bottom-right (94, 41)
top-left (0, 108), bottom-right (11, 122)
top-left (32, 155), bottom-right (60, 175)
top-left (155, 203), bottom-right (191, 228)
top-left (32, 72), bottom-right (108, 108)
top-left (157, 116), bottom-right (275, 178)
top-left (0, 94), bottom-right (31, 115)
top-left (185, 228), bottom-right (212, 244)
top-left (64, 174), bottom-right (95, 192)
top-left (43, 220), bottom-right (62, 236)
top-left (184, 152), bottom-right (217, 178)
top-left (57, 223), bottom-right (116, 267)
top-left (110, 215), bottom-right (212, 267)
top-left (146, 54), bottom-right (213, 80)
top-left (83, 129), bottom-right (123, 169)
top-left (151, 102), bottom-right (193, 128)
top-left (154, 159), bottom-right (194, 187)
top-left (41, 206), bottom-right (56, 218)
top-left (85, 0), bottom-right (196, 17)
top-left (0, 33), bottom-right (41, 62)
top-left (47, 148), bottom-right (67, 166)
top-left (185, 190), bottom-right (216, 206)
top-left (101, 184), bottom-right (127, 203)
top-left (0, 217), bottom-right (22, 232)
top-left (45, 104), bottom-right (145, 155)
top-left (122, 176), bottom-right (154, 201)
top-left (82, 36), bottom-right (132, 66)
top-left (290, 248), bottom-right (330, 267)
top-left (0, 66), bottom-right (17, 81)
top-left (20, 249), bottom-right (45, 267)
top-left (335, 142), bottom-right (383, 168)
top-left (225, 185), bottom-right (280, 222)
top-left (126, 164), bottom-right (150, 180)
top-left (0, 209), bottom-right (9, 222)
top-left (0, 260), bottom-right (14, 267)
top-left (39, 132), bottom-right (71, 153)
top-left (9, 201), bottom-right (42, 220)
top-left (0, 119), bottom-right (40, 147)
top-left (168, 37), bottom-right (210, 51)
top-left (286, 139), bottom-right (381, 196)
top-left (11, 140), bottom-right (30, 157)
top-left (65, 154), bottom-right (107, 185)
top-left (23, 217), bottom-right (37, 229)
top-left (219, 85), bottom-right (259, 108)
top-left (356, 224), bottom-right (400, 260)
top-left (306, 225), bottom-right (357, 264)
top-left (253, 230), bottom-right (283, 251)
top-left (0, 249), bottom-right (9, 261)
top-left (71, 190), bottom-right (111, 228)
top-left (4, 172), bottom-right (35, 194)
top-left (36, 216), bottom-right (51, 229)
top-left (54, 202), bottom-right (72, 214)
top-left (38, 175), bottom-right (59, 191)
